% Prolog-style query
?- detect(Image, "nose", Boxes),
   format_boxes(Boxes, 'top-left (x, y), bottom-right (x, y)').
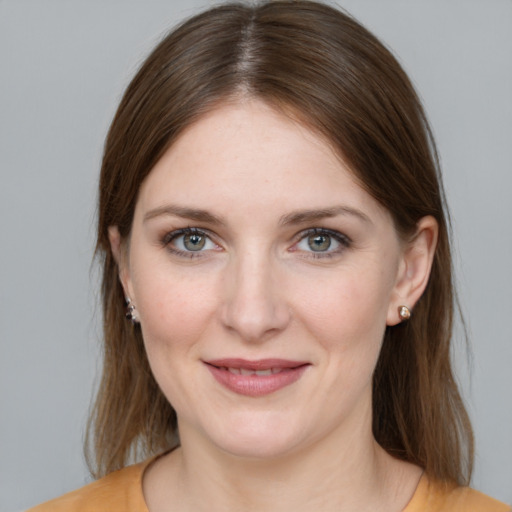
top-left (220, 250), bottom-right (290, 343)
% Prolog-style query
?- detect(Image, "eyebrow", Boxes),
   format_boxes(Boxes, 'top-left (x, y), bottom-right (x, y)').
top-left (144, 204), bottom-right (371, 226)
top-left (279, 206), bottom-right (372, 226)
top-left (143, 205), bottom-right (227, 226)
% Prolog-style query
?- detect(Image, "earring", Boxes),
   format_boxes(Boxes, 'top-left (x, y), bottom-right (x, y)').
top-left (398, 305), bottom-right (411, 321)
top-left (125, 297), bottom-right (138, 324)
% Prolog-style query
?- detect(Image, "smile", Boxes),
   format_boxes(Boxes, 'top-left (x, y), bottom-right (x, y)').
top-left (224, 367), bottom-right (285, 376)
top-left (204, 359), bottom-right (310, 397)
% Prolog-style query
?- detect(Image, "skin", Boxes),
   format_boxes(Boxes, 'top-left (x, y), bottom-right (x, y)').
top-left (110, 99), bottom-right (438, 511)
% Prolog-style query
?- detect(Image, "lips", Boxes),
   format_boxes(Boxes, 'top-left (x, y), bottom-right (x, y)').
top-left (204, 358), bottom-right (310, 397)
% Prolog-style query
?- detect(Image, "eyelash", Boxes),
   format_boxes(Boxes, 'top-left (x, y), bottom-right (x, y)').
top-left (161, 227), bottom-right (219, 259)
top-left (291, 228), bottom-right (351, 259)
top-left (161, 227), bottom-right (351, 259)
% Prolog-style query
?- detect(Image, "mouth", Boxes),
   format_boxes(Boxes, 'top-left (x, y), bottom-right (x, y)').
top-left (204, 358), bottom-right (310, 397)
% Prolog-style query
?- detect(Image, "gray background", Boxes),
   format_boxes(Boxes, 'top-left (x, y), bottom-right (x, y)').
top-left (1, 1), bottom-right (511, 510)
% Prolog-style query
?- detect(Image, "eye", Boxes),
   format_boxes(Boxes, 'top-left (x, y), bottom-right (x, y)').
top-left (180, 232), bottom-right (207, 251)
top-left (305, 233), bottom-right (332, 252)
top-left (293, 228), bottom-right (350, 257)
top-left (162, 228), bottom-right (219, 257)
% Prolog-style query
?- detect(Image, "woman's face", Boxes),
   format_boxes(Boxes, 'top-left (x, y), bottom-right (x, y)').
top-left (117, 100), bottom-right (415, 459)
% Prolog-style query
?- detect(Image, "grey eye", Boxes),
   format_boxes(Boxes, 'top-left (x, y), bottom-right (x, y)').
top-left (183, 233), bottom-right (206, 251)
top-left (307, 234), bottom-right (331, 252)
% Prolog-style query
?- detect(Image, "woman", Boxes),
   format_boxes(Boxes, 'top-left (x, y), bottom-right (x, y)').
top-left (29, 1), bottom-right (510, 510)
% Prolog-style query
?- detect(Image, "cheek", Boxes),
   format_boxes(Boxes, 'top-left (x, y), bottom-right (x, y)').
top-left (291, 267), bottom-right (392, 399)
top-left (131, 259), bottom-right (220, 355)
top-left (292, 266), bottom-right (392, 351)
top-left (131, 269), bottom-right (221, 410)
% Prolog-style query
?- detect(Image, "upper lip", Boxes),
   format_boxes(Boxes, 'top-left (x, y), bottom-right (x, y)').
top-left (204, 358), bottom-right (309, 370)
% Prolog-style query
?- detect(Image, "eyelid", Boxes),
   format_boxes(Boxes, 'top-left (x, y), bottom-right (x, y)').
top-left (162, 226), bottom-right (217, 241)
top-left (292, 227), bottom-right (351, 244)
top-left (161, 227), bottom-right (221, 258)
top-left (160, 226), bottom-right (351, 259)
top-left (290, 227), bottom-right (351, 257)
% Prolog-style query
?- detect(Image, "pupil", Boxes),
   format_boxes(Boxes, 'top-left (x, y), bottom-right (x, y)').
top-left (308, 234), bottom-right (331, 252)
top-left (184, 233), bottom-right (205, 251)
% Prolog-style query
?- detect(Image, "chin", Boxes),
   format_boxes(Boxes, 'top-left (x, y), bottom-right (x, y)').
top-left (199, 410), bottom-right (313, 461)
top-left (216, 434), bottom-right (302, 461)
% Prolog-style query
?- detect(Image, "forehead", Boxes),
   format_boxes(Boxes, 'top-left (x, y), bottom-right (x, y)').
top-left (135, 100), bottom-right (390, 224)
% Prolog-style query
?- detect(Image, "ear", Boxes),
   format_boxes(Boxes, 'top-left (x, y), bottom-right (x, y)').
top-left (386, 216), bottom-right (438, 326)
top-left (108, 226), bottom-right (134, 299)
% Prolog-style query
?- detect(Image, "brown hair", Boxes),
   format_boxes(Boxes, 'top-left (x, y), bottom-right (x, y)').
top-left (88, 0), bottom-right (473, 484)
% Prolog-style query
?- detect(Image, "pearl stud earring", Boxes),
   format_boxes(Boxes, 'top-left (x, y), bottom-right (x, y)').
top-left (398, 305), bottom-right (411, 321)
top-left (125, 297), bottom-right (138, 324)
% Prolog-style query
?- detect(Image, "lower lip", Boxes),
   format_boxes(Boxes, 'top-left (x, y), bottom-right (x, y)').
top-left (206, 364), bottom-right (309, 397)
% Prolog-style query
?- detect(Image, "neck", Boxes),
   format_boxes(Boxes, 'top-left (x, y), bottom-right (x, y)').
top-left (182, 433), bottom-right (383, 510)
top-left (143, 405), bottom-right (421, 512)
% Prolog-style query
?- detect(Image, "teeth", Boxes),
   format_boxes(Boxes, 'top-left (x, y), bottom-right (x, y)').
top-left (255, 369), bottom-right (272, 376)
top-left (225, 367), bottom-right (283, 376)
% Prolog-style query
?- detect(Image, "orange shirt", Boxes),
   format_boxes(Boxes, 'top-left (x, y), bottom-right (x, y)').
top-left (405, 475), bottom-right (510, 512)
top-left (28, 458), bottom-right (510, 512)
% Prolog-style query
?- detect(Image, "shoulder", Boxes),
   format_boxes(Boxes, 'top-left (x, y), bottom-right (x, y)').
top-left (26, 460), bottom-right (150, 512)
top-left (440, 486), bottom-right (511, 512)
top-left (406, 474), bottom-right (510, 512)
